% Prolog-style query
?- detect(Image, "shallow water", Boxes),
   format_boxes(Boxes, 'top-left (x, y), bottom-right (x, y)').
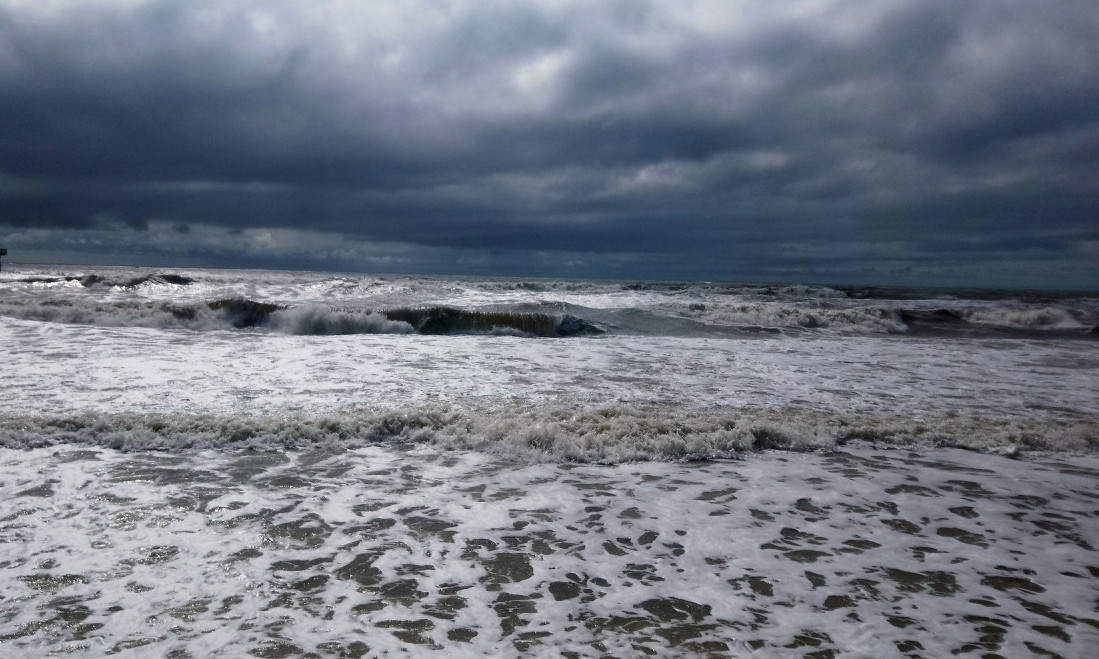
top-left (3, 315), bottom-right (1097, 459)
top-left (2, 444), bottom-right (1096, 657)
top-left (3, 266), bottom-right (1098, 656)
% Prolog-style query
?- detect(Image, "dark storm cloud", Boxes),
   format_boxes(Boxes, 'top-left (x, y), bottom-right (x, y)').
top-left (1, 0), bottom-right (1097, 287)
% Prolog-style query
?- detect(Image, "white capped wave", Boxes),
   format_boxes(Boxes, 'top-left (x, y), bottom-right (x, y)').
top-left (962, 306), bottom-right (1086, 330)
top-left (2, 403), bottom-right (1094, 461)
top-left (665, 301), bottom-right (908, 333)
top-left (269, 305), bottom-right (414, 335)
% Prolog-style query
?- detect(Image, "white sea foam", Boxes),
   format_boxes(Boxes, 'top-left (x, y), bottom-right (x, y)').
top-left (3, 265), bottom-right (1099, 657)
top-left (1, 445), bottom-right (1096, 656)
top-left (1, 403), bottom-right (1095, 460)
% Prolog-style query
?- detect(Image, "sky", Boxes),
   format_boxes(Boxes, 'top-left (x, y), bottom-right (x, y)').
top-left (1, 0), bottom-right (1097, 289)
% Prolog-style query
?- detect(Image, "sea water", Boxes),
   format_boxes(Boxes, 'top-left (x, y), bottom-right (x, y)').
top-left (1, 265), bottom-right (1097, 656)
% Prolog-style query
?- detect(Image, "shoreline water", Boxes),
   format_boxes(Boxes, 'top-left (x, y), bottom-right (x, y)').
top-left (1, 443), bottom-right (1096, 656)
top-left (2, 264), bottom-right (1098, 655)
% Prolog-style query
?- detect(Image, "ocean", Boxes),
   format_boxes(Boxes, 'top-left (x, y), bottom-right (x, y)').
top-left (1, 265), bottom-right (1097, 657)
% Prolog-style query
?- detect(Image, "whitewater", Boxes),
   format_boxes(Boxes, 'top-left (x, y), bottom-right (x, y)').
top-left (1, 265), bottom-right (1097, 657)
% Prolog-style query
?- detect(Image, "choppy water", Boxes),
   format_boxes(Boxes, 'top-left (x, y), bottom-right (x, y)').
top-left (1, 265), bottom-right (1098, 656)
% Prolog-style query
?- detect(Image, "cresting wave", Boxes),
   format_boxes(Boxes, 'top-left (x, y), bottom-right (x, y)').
top-left (233, 301), bottom-right (605, 337)
top-left (0, 296), bottom-right (603, 337)
top-left (2, 403), bottom-right (1095, 461)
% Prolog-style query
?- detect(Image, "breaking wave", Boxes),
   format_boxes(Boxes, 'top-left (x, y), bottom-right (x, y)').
top-left (270, 304), bottom-right (415, 335)
top-left (1, 403), bottom-right (1095, 461)
top-left (0, 296), bottom-right (602, 337)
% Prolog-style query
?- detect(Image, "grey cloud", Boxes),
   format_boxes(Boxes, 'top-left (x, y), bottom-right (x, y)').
top-left (0, 0), bottom-right (1097, 288)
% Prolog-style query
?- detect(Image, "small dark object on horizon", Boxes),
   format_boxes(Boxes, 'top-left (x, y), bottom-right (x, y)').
top-left (0, 248), bottom-right (7, 271)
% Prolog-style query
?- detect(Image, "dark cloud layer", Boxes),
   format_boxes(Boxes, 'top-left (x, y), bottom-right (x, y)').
top-left (1, 0), bottom-right (1097, 288)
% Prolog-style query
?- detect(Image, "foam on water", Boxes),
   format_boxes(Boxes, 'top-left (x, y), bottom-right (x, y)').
top-left (6, 303), bottom-right (1098, 405)
top-left (2, 403), bottom-right (1096, 461)
top-left (1, 445), bottom-right (1096, 656)
top-left (3, 265), bottom-right (1099, 655)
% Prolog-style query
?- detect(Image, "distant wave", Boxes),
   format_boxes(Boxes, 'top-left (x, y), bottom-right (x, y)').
top-left (1, 403), bottom-right (1094, 460)
top-left (15, 273), bottom-right (196, 289)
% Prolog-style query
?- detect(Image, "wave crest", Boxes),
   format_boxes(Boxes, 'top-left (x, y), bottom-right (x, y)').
top-left (0, 296), bottom-right (601, 337)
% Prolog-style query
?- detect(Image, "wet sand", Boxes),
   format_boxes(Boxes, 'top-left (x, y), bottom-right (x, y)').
top-left (1, 444), bottom-right (1097, 657)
